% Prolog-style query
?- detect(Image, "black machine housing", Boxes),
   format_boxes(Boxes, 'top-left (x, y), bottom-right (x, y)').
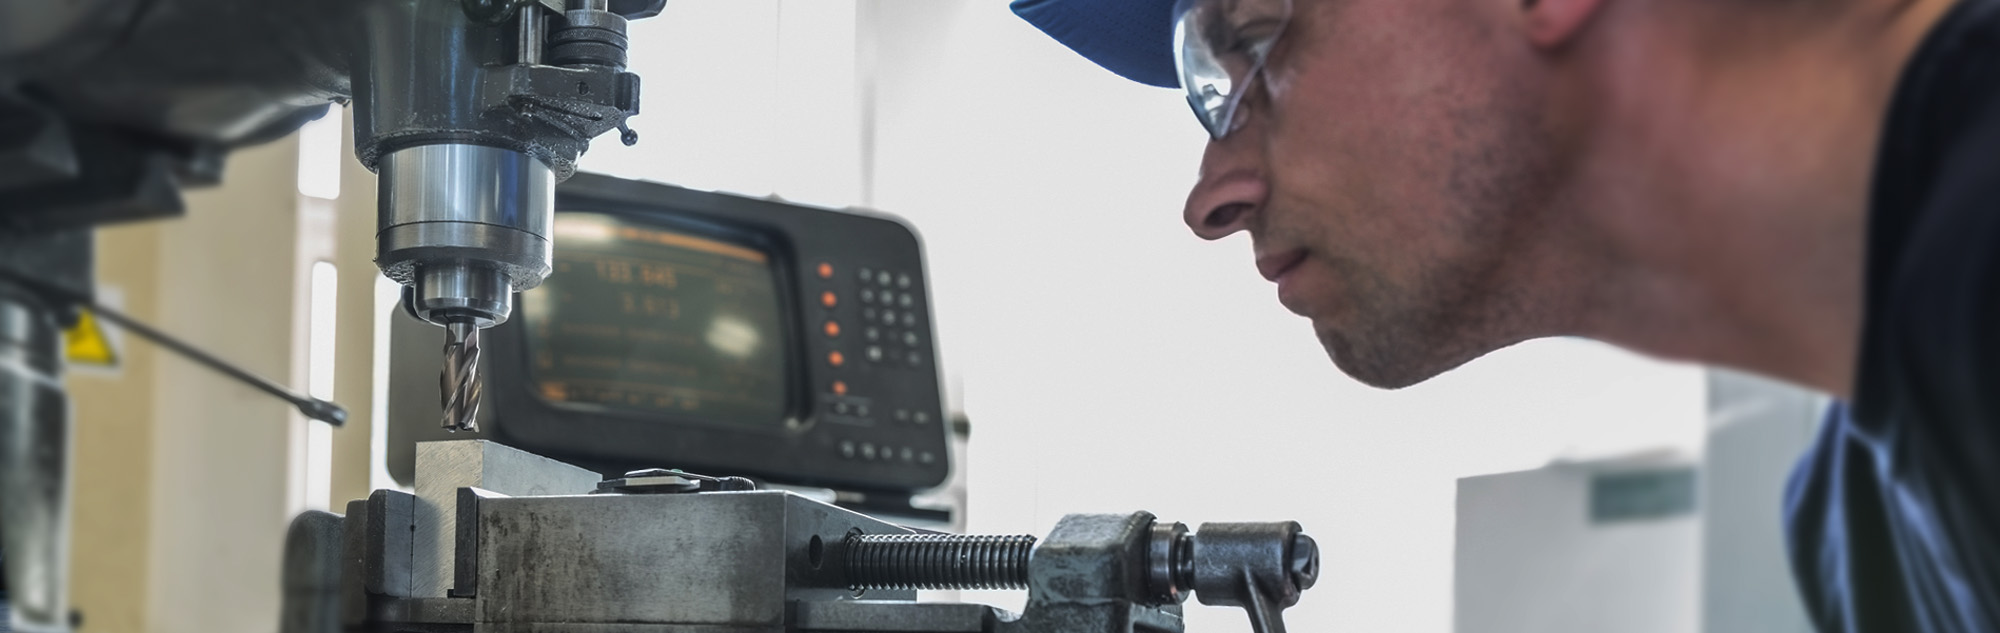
top-left (390, 173), bottom-right (952, 494)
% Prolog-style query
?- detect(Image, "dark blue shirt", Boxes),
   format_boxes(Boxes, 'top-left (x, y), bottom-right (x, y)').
top-left (1784, 0), bottom-right (2000, 630)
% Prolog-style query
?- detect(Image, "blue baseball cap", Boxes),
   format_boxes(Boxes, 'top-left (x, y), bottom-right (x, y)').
top-left (1011, 0), bottom-right (1181, 88)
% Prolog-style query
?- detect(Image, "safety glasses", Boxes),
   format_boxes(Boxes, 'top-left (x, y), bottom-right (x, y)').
top-left (1173, 0), bottom-right (1294, 140)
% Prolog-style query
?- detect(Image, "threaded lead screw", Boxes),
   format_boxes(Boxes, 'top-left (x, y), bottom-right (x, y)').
top-left (842, 533), bottom-right (1037, 591)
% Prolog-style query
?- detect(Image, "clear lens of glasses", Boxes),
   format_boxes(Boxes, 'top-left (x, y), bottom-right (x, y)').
top-left (1173, 0), bottom-right (1292, 139)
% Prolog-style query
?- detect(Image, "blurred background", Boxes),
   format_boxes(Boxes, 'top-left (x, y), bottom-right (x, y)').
top-left (58, 2), bottom-right (1822, 632)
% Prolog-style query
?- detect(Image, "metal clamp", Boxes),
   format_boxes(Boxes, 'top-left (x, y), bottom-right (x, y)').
top-left (1152, 522), bottom-right (1318, 633)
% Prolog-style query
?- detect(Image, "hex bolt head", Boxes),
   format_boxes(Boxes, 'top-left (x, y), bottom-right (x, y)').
top-left (1289, 533), bottom-right (1320, 591)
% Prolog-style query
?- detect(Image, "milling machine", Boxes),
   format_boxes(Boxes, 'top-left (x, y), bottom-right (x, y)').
top-left (0, 1), bottom-right (659, 630)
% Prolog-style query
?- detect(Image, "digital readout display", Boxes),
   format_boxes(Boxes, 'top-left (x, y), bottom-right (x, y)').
top-left (520, 212), bottom-right (788, 427)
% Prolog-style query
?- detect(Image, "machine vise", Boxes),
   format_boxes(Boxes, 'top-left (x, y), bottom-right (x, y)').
top-left (281, 441), bottom-right (1318, 633)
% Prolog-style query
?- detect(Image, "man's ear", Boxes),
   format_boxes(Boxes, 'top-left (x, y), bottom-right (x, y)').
top-left (1522, 0), bottom-right (1605, 49)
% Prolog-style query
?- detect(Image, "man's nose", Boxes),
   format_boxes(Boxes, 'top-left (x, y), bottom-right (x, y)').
top-left (1184, 137), bottom-right (1270, 241)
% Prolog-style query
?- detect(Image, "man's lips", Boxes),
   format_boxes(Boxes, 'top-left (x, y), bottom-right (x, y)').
top-left (1256, 250), bottom-right (1308, 282)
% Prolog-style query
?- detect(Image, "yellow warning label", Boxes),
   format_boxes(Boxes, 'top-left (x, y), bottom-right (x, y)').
top-left (64, 308), bottom-right (118, 367)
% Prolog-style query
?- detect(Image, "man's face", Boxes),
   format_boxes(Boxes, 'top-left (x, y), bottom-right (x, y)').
top-left (1183, 0), bottom-right (1564, 388)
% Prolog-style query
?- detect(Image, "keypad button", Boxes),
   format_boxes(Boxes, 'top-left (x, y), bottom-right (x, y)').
top-left (876, 271), bottom-right (892, 286)
top-left (856, 404), bottom-right (870, 417)
top-left (860, 288), bottom-right (876, 304)
top-left (913, 411), bottom-right (931, 424)
top-left (858, 267), bottom-right (873, 283)
top-left (863, 307), bottom-right (878, 322)
top-left (832, 402), bottom-right (852, 415)
top-left (897, 274), bottom-right (912, 289)
top-left (906, 351), bottom-right (922, 367)
top-left (817, 262), bottom-right (834, 279)
top-left (902, 332), bottom-right (918, 346)
top-left (865, 326), bottom-right (881, 341)
top-left (901, 311), bottom-right (917, 326)
top-left (866, 346), bottom-right (884, 362)
top-left (860, 443), bottom-right (877, 460)
top-left (901, 447), bottom-right (915, 462)
top-left (880, 310), bottom-right (898, 326)
top-left (898, 293), bottom-right (913, 308)
top-left (894, 409), bottom-right (910, 422)
top-left (840, 441), bottom-right (856, 459)
top-left (919, 451), bottom-right (936, 465)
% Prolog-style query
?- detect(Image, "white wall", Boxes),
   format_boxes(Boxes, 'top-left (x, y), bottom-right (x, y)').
top-left (584, 0), bottom-right (866, 209)
top-left (147, 135), bottom-right (315, 633)
top-left (1701, 371), bottom-right (1820, 633)
top-left (593, 3), bottom-right (1709, 631)
top-left (1455, 459), bottom-right (1701, 633)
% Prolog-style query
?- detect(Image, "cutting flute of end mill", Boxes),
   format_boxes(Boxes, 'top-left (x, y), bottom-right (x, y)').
top-left (440, 320), bottom-right (483, 432)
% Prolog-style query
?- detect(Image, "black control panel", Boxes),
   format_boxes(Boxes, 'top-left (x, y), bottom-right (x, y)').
top-left (388, 172), bottom-right (950, 493)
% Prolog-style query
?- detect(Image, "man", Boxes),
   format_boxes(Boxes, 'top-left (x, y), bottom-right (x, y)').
top-left (1010, 0), bottom-right (2000, 630)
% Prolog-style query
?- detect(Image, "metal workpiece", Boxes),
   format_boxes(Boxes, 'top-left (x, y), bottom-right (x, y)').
top-left (0, 290), bottom-right (72, 633)
top-left (412, 440), bottom-right (601, 598)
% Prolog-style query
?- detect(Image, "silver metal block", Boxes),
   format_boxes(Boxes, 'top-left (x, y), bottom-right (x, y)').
top-left (414, 440), bottom-right (600, 598)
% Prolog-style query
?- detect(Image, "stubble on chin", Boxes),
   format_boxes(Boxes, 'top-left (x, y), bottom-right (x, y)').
top-left (1308, 105), bottom-right (1559, 390)
top-left (1309, 267), bottom-right (1499, 390)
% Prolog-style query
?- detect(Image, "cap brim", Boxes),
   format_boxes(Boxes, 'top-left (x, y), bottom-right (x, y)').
top-left (1011, 0), bottom-right (1180, 88)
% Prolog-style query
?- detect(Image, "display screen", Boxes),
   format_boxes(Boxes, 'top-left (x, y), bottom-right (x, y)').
top-left (520, 212), bottom-right (789, 428)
